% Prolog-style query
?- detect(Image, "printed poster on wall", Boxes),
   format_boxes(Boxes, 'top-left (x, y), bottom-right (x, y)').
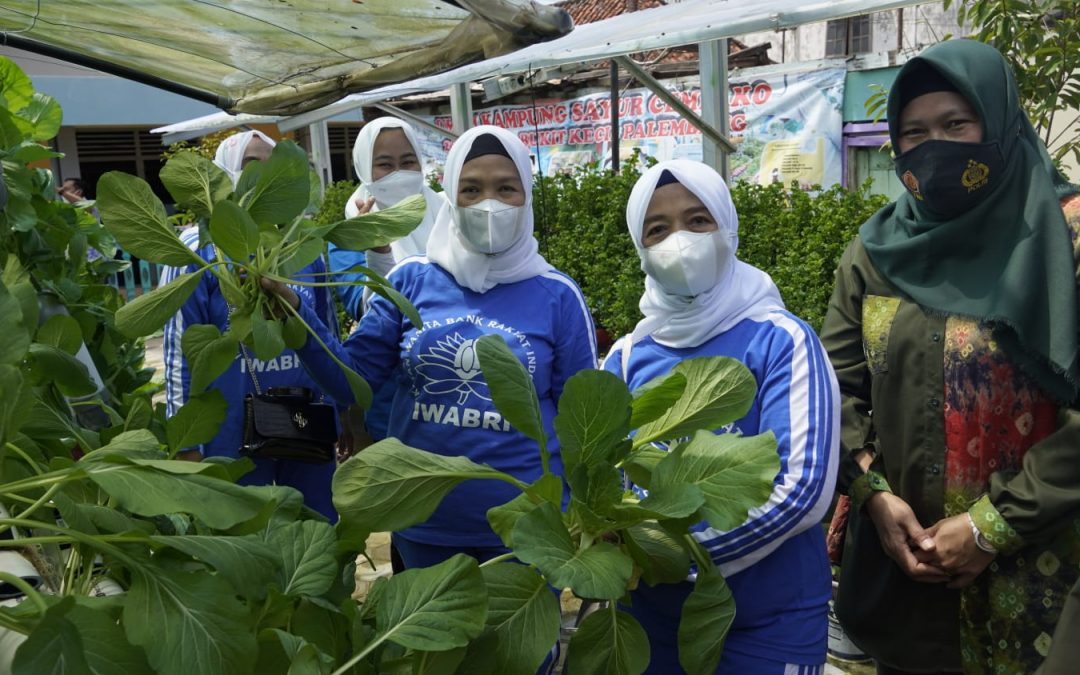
top-left (412, 65), bottom-right (846, 188)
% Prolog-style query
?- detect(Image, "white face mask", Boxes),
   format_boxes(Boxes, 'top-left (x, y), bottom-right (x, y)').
top-left (454, 199), bottom-right (525, 255)
top-left (641, 229), bottom-right (733, 297)
top-left (367, 170), bottom-right (423, 209)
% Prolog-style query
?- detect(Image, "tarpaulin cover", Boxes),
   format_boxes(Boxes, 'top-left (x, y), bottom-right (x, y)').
top-left (0, 0), bottom-right (571, 115)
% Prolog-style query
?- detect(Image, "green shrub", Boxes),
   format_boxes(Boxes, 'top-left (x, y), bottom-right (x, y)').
top-left (312, 179), bottom-right (358, 227)
top-left (734, 180), bottom-right (888, 332)
top-left (534, 155), bottom-right (651, 340)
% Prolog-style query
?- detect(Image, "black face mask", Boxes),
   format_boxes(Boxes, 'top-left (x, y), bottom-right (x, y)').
top-left (893, 139), bottom-right (1005, 219)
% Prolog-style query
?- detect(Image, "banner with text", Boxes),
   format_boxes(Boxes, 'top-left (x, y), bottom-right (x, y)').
top-left (412, 66), bottom-right (846, 188)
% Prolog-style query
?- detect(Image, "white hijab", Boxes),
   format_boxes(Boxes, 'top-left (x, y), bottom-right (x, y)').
top-left (426, 125), bottom-right (552, 293)
top-left (622, 160), bottom-right (784, 373)
top-left (343, 117), bottom-right (441, 260)
top-left (213, 129), bottom-right (276, 186)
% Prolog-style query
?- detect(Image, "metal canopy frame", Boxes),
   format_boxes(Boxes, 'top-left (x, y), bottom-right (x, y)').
top-left (154, 0), bottom-right (925, 173)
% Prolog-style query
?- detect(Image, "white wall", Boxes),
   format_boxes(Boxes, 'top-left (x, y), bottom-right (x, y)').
top-left (736, 2), bottom-right (964, 63)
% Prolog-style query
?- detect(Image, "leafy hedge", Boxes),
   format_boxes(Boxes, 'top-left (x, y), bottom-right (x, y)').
top-left (734, 179), bottom-right (889, 332)
top-left (534, 160), bottom-right (889, 339)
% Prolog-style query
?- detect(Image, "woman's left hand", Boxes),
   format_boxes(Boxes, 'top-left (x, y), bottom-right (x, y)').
top-left (916, 514), bottom-right (996, 589)
top-left (260, 277), bottom-right (300, 318)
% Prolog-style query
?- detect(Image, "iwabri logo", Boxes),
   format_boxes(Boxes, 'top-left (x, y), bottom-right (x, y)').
top-left (415, 333), bottom-right (492, 405)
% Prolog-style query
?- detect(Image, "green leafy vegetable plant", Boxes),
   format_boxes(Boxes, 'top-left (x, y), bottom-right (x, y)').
top-left (331, 335), bottom-right (780, 674)
top-left (94, 141), bottom-right (427, 409)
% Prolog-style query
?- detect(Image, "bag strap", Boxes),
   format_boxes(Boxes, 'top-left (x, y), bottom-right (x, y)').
top-left (239, 343), bottom-right (263, 395)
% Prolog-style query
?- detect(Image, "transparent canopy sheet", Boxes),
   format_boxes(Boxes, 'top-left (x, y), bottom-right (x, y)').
top-left (0, 0), bottom-right (571, 115)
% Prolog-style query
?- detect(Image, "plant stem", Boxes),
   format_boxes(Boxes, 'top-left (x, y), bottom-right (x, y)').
top-left (683, 534), bottom-right (714, 574)
top-left (4, 443), bottom-right (44, 476)
top-left (0, 572), bottom-right (49, 615)
top-left (0, 483), bottom-right (62, 537)
top-left (479, 552), bottom-right (517, 568)
top-left (0, 470), bottom-right (72, 497)
top-left (331, 630), bottom-right (393, 675)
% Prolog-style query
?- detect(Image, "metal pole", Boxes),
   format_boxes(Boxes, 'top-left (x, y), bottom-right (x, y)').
top-left (450, 82), bottom-right (473, 135)
top-left (698, 39), bottom-right (730, 179)
top-left (373, 103), bottom-right (459, 140)
top-left (307, 121), bottom-right (332, 198)
top-left (615, 56), bottom-right (735, 155)
top-left (610, 61), bottom-right (620, 173)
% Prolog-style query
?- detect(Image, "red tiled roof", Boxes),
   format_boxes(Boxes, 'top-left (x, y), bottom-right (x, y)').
top-left (555, 0), bottom-right (750, 55)
top-left (557, 0), bottom-right (668, 25)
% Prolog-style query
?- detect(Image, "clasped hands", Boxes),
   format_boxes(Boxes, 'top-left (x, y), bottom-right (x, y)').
top-left (865, 491), bottom-right (995, 589)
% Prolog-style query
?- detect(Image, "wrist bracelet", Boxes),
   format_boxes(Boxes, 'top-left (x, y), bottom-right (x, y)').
top-left (967, 512), bottom-right (997, 554)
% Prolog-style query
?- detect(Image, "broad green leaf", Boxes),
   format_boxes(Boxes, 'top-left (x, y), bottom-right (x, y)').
top-left (96, 171), bottom-right (202, 267)
top-left (16, 92), bottom-right (63, 141)
top-left (0, 280), bottom-right (29, 365)
top-left (412, 647), bottom-right (467, 675)
top-left (255, 629), bottom-right (334, 675)
top-left (677, 571), bottom-right (735, 675)
top-left (27, 343), bottom-right (96, 396)
top-left (151, 534), bottom-right (280, 600)
top-left (124, 570), bottom-right (256, 675)
top-left (366, 279), bottom-right (423, 330)
top-left (0, 103), bottom-right (23, 148)
top-left (165, 389), bottom-right (227, 453)
top-left (0, 365), bottom-right (29, 443)
top-left (160, 151), bottom-right (232, 220)
top-left (624, 522), bottom-right (690, 586)
top-left (0, 58), bottom-right (33, 111)
top-left (251, 308), bottom-right (286, 361)
top-left (36, 314), bottom-right (83, 354)
top-left (567, 464), bottom-right (645, 534)
top-left (630, 371), bottom-right (687, 430)
top-left (528, 472), bottom-right (564, 507)
top-left (59, 500), bottom-right (151, 537)
top-left (86, 464), bottom-right (268, 529)
top-left (647, 430), bottom-right (779, 532)
top-left (512, 502), bottom-right (633, 600)
top-left (181, 324), bottom-right (239, 394)
top-left (290, 598), bottom-right (351, 665)
top-left (376, 554), bottom-right (487, 651)
top-left (634, 357), bottom-right (757, 447)
top-left (554, 369), bottom-right (631, 474)
top-left (64, 603), bottom-right (154, 675)
top-left (114, 270), bottom-right (203, 338)
top-left (480, 563), bottom-right (561, 675)
top-left (487, 491), bottom-right (543, 549)
top-left (567, 607), bottom-right (649, 675)
top-left (209, 199), bottom-right (259, 262)
top-left (267, 520), bottom-right (337, 598)
top-left (11, 140), bottom-right (63, 163)
top-left (278, 236), bottom-right (326, 278)
top-left (638, 481), bottom-right (704, 520)
top-left (333, 438), bottom-right (515, 533)
top-left (621, 446), bottom-right (667, 491)
top-left (475, 334), bottom-right (547, 453)
top-left (11, 597), bottom-right (93, 675)
top-left (283, 315), bottom-right (307, 349)
top-left (80, 429), bottom-right (163, 462)
top-left (3, 257), bottom-right (38, 334)
top-left (236, 140), bottom-right (310, 226)
top-left (5, 192), bottom-right (36, 231)
top-left (325, 195), bottom-right (426, 251)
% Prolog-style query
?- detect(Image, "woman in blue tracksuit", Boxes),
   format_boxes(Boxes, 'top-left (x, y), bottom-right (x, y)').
top-left (162, 130), bottom-right (339, 519)
top-left (264, 125), bottom-right (597, 567)
top-left (602, 160), bottom-right (839, 674)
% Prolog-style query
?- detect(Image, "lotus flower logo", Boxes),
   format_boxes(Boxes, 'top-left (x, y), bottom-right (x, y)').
top-left (416, 333), bottom-right (491, 404)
